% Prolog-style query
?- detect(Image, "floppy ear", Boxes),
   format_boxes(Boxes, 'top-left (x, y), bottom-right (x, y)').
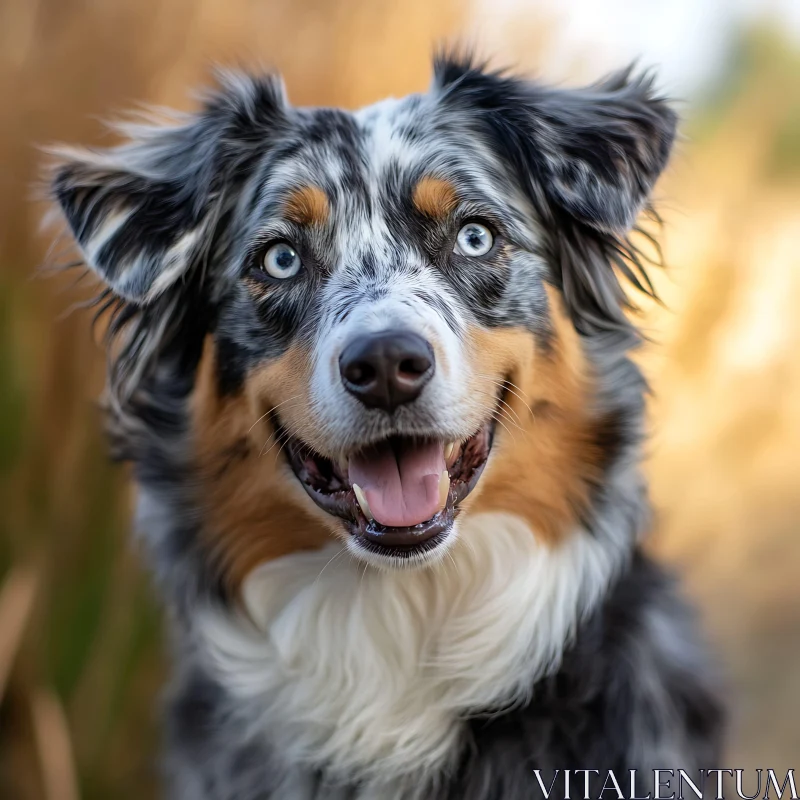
top-left (434, 57), bottom-right (677, 235)
top-left (526, 68), bottom-right (677, 234)
top-left (434, 55), bottom-right (676, 334)
top-left (50, 71), bottom-right (288, 304)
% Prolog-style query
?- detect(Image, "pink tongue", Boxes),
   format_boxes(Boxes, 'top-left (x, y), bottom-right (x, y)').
top-left (349, 440), bottom-right (445, 528)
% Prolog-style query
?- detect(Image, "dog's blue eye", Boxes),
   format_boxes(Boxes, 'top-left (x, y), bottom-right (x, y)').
top-left (455, 222), bottom-right (493, 257)
top-left (262, 242), bottom-right (302, 279)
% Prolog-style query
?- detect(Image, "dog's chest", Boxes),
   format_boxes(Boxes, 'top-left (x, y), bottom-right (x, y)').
top-left (195, 512), bottom-right (617, 784)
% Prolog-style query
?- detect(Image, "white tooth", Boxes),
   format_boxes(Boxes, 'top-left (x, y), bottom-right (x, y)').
top-left (353, 484), bottom-right (374, 521)
top-left (444, 442), bottom-right (455, 461)
top-left (438, 470), bottom-right (450, 510)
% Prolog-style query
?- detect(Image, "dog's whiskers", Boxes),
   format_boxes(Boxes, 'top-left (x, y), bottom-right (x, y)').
top-left (313, 548), bottom-right (347, 587)
top-left (476, 373), bottom-right (535, 419)
top-left (260, 426), bottom-right (290, 459)
top-left (248, 394), bottom-right (303, 434)
top-left (472, 391), bottom-right (525, 442)
top-left (497, 397), bottom-right (524, 428)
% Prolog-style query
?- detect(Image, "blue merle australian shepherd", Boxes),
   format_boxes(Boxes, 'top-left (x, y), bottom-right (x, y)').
top-left (48, 54), bottom-right (724, 799)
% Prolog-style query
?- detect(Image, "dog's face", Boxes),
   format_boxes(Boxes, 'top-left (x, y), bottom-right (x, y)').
top-left (51, 56), bottom-right (675, 589)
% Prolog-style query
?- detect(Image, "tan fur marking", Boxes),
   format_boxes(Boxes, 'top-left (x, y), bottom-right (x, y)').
top-left (468, 285), bottom-right (607, 545)
top-left (412, 176), bottom-right (458, 219)
top-left (192, 339), bottom-right (332, 596)
top-left (284, 185), bottom-right (330, 226)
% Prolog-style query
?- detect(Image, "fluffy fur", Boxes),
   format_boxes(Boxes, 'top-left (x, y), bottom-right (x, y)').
top-left (199, 513), bottom-right (624, 785)
top-left (48, 53), bottom-right (724, 799)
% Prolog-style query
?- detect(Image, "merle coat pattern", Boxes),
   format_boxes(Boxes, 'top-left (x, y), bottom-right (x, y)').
top-left (49, 54), bottom-right (724, 799)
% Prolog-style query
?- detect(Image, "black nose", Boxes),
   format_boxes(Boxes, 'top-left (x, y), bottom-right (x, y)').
top-left (339, 330), bottom-right (435, 413)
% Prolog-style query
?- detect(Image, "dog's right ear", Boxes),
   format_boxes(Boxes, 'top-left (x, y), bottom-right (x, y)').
top-left (49, 71), bottom-right (288, 304)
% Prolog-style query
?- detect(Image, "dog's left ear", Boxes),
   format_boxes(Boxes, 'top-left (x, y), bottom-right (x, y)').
top-left (435, 57), bottom-right (677, 234)
top-left (49, 71), bottom-right (288, 304)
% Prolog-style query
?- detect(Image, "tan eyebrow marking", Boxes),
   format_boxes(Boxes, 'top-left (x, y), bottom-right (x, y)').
top-left (284, 185), bottom-right (330, 226)
top-left (412, 176), bottom-right (459, 219)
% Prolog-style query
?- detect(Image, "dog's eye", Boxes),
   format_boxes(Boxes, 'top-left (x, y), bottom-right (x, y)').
top-left (454, 222), bottom-right (493, 257)
top-left (262, 242), bottom-right (302, 279)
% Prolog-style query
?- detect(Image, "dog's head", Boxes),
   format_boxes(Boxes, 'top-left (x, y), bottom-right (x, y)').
top-left (50, 55), bottom-right (675, 590)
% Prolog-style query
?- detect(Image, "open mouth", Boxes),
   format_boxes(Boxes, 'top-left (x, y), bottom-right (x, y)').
top-left (282, 416), bottom-right (497, 562)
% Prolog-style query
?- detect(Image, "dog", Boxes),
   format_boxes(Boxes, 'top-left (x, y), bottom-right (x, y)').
top-left (48, 53), bottom-right (724, 799)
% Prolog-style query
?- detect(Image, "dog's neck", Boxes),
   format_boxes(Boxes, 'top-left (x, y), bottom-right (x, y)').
top-left (193, 509), bottom-right (631, 788)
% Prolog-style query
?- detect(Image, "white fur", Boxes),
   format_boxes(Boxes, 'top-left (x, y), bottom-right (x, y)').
top-left (84, 207), bottom-right (133, 263)
top-left (196, 511), bottom-right (626, 787)
top-left (145, 227), bottom-right (201, 301)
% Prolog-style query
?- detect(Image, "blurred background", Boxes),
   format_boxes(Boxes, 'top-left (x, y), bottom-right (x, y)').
top-left (0, 0), bottom-right (798, 797)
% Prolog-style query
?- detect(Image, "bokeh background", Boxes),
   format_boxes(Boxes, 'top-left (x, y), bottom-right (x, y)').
top-left (1, 0), bottom-right (798, 797)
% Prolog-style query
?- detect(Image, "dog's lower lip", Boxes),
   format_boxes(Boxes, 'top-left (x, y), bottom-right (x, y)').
top-left (357, 509), bottom-right (453, 548)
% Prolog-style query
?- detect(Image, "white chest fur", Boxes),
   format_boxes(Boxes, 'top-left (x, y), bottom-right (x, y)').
top-left (197, 512), bottom-right (623, 785)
